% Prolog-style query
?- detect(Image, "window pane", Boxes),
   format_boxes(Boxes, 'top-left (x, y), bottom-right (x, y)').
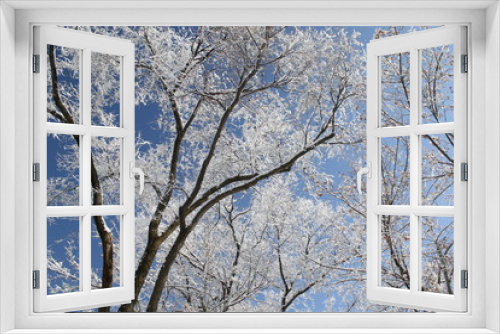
top-left (380, 52), bottom-right (410, 127)
top-left (47, 133), bottom-right (80, 206)
top-left (91, 137), bottom-right (121, 206)
top-left (421, 216), bottom-right (454, 294)
top-left (47, 45), bottom-right (81, 124)
top-left (91, 52), bottom-right (121, 127)
top-left (381, 136), bottom-right (410, 205)
top-left (421, 133), bottom-right (454, 206)
top-left (421, 45), bottom-right (454, 124)
top-left (91, 215), bottom-right (121, 290)
top-left (47, 217), bottom-right (80, 295)
top-left (380, 215), bottom-right (410, 289)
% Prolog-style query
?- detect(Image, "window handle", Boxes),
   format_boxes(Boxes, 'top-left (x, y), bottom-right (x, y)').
top-left (130, 162), bottom-right (145, 195)
top-left (357, 162), bottom-right (372, 195)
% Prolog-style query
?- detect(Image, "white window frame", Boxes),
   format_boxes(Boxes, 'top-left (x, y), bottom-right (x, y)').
top-left (365, 26), bottom-right (467, 312)
top-left (33, 26), bottom-right (136, 312)
top-left (0, 1), bottom-right (499, 333)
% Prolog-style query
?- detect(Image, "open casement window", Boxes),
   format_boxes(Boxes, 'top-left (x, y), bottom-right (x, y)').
top-left (33, 26), bottom-right (138, 312)
top-left (364, 26), bottom-right (467, 312)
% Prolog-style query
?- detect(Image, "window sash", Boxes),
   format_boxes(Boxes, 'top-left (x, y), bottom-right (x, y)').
top-left (366, 26), bottom-right (467, 312)
top-left (32, 26), bottom-right (136, 312)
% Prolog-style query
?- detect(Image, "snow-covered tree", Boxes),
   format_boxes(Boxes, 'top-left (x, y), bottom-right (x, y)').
top-left (46, 26), bottom-right (454, 313)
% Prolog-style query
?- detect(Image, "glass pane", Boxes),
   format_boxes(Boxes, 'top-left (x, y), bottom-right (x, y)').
top-left (47, 134), bottom-right (80, 206)
top-left (421, 45), bottom-right (454, 124)
top-left (91, 216), bottom-right (121, 290)
top-left (380, 215), bottom-right (410, 289)
top-left (381, 136), bottom-right (410, 205)
top-left (47, 45), bottom-right (80, 124)
top-left (421, 133), bottom-right (454, 206)
top-left (91, 52), bottom-right (121, 127)
top-left (380, 52), bottom-right (410, 127)
top-left (91, 137), bottom-right (121, 206)
top-left (47, 217), bottom-right (80, 295)
top-left (421, 216), bottom-right (454, 294)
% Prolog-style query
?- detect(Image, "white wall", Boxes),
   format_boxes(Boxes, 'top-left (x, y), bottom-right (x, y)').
top-left (0, 2), bottom-right (16, 334)
top-left (0, 3), bottom-right (497, 332)
top-left (486, 2), bottom-right (500, 333)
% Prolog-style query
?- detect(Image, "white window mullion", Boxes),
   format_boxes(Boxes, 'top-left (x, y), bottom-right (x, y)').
top-left (89, 205), bottom-right (129, 216)
top-left (81, 214), bottom-right (91, 294)
top-left (46, 123), bottom-right (87, 135)
top-left (78, 216), bottom-right (84, 292)
top-left (372, 205), bottom-right (454, 217)
top-left (409, 46), bottom-right (420, 295)
top-left (372, 205), bottom-right (411, 215)
top-left (90, 126), bottom-right (130, 138)
top-left (81, 46), bottom-right (92, 297)
top-left (78, 50), bottom-right (85, 293)
top-left (372, 123), bottom-right (455, 138)
top-left (121, 48), bottom-right (136, 297)
top-left (365, 39), bottom-right (380, 298)
top-left (416, 46), bottom-right (424, 292)
top-left (45, 124), bottom-right (131, 137)
top-left (412, 206), bottom-right (454, 217)
top-left (78, 48), bottom-right (84, 210)
top-left (413, 123), bottom-right (455, 135)
top-left (82, 47), bottom-right (91, 211)
top-left (372, 126), bottom-right (411, 138)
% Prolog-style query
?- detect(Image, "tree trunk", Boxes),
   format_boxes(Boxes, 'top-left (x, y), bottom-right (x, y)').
top-left (118, 235), bottom-right (163, 312)
top-left (91, 161), bottom-right (114, 312)
top-left (95, 216), bottom-right (113, 313)
top-left (146, 228), bottom-right (190, 312)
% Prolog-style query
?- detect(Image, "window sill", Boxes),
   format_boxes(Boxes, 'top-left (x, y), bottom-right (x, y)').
top-left (3, 330), bottom-right (498, 334)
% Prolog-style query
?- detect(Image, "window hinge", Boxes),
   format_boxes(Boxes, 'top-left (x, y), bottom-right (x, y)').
top-left (461, 54), bottom-right (468, 73)
top-left (461, 162), bottom-right (468, 181)
top-left (461, 270), bottom-right (468, 289)
top-left (33, 270), bottom-right (40, 289)
top-left (33, 54), bottom-right (40, 73)
top-left (33, 163), bottom-right (40, 182)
